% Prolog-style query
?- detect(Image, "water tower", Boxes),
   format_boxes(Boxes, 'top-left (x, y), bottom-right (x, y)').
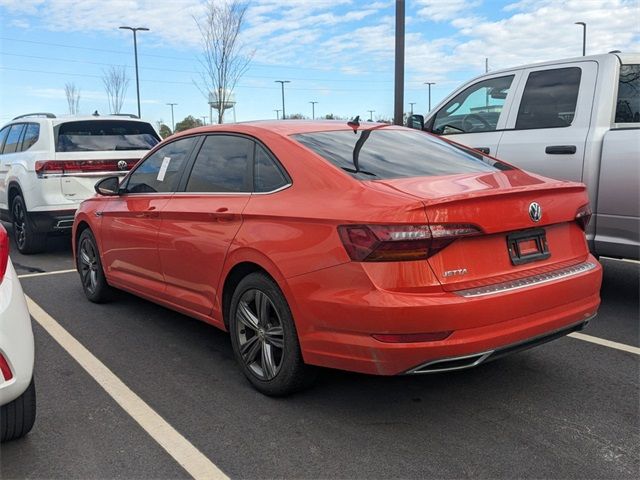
top-left (208, 88), bottom-right (236, 123)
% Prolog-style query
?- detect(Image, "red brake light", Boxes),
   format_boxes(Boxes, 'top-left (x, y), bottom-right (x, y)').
top-left (35, 159), bottom-right (139, 176)
top-left (338, 223), bottom-right (482, 262)
top-left (0, 224), bottom-right (8, 285)
top-left (575, 204), bottom-right (592, 231)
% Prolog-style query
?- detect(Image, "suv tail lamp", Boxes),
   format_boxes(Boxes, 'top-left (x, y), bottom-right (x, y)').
top-left (35, 159), bottom-right (138, 176)
top-left (338, 223), bottom-right (482, 262)
top-left (0, 224), bottom-right (8, 285)
top-left (575, 204), bottom-right (593, 231)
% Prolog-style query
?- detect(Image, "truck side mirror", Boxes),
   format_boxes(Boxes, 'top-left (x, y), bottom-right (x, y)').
top-left (406, 114), bottom-right (425, 130)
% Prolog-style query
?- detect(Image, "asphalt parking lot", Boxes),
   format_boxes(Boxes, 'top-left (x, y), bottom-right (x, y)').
top-left (1, 228), bottom-right (638, 479)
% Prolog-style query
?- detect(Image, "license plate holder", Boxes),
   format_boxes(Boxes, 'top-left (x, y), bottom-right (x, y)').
top-left (507, 228), bottom-right (550, 265)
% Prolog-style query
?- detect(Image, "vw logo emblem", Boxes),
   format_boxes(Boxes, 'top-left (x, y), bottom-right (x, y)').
top-left (529, 202), bottom-right (542, 222)
top-left (117, 160), bottom-right (128, 171)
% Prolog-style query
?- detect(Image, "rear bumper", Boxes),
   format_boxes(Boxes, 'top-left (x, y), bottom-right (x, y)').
top-left (0, 261), bottom-right (35, 406)
top-left (29, 209), bottom-right (76, 233)
top-left (288, 255), bottom-right (602, 375)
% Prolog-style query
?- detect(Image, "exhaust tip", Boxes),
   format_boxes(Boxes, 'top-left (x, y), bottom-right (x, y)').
top-left (407, 351), bottom-right (493, 374)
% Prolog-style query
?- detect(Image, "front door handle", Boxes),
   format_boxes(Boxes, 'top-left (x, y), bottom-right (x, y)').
top-left (545, 145), bottom-right (576, 155)
top-left (474, 147), bottom-right (490, 154)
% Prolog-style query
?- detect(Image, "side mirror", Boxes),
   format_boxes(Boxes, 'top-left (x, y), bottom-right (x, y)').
top-left (95, 176), bottom-right (121, 196)
top-left (406, 114), bottom-right (424, 130)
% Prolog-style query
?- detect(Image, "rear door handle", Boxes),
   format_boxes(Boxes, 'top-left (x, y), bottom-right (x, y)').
top-left (474, 147), bottom-right (490, 154)
top-left (545, 145), bottom-right (576, 155)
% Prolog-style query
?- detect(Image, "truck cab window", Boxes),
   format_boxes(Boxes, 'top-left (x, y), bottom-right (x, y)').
top-left (615, 64), bottom-right (640, 123)
top-left (432, 75), bottom-right (514, 135)
top-left (515, 67), bottom-right (582, 129)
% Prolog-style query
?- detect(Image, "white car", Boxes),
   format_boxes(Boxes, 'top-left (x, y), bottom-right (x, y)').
top-left (0, 223), bottom-right (35, 442)
top-left (0, 113), bottom-right (161, 254)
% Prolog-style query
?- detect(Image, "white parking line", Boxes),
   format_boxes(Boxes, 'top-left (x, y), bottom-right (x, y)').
top-left (25, 296), bottom-right (228, 480)
top-left (568, 332), bottom-right (640, 355)
top-left (18, 269), bottom-right (77, 279)
top-left (601, 257), bottom-right (640, 265)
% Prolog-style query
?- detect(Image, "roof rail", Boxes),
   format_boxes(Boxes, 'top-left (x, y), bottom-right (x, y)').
top-left (111, 113), bottom-right (140, 119)
top-left (12, 112), bottom-right (56, 120)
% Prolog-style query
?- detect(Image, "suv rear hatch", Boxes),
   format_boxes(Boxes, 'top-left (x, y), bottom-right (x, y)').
top-left (41, 119), bottom-right (160, 201)
top-left (370, 170), bottom-right (591, 291)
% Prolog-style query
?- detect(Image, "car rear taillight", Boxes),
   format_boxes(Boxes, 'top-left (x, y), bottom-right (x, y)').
top-left (337, 223), bottom-right (482, 262)
top-left (35, 159), bottom-right (139, 176)
top-left (0, 353), bottom-right (13, 381)
top-left (0, 224), bottom-right (8, 285)
top-left (575, 204), bottom-right (593, 231)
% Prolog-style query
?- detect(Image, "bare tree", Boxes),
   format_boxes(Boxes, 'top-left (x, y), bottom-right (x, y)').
top-left (195, 0), bottom-right (253, 124)
top-left (102, 66), bottom-right (130, 115)
top-left (64, 83), bottom-right (81, 115)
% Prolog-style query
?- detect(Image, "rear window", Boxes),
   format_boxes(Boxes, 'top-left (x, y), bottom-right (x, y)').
top-left (293, 128), bottom-right (510, 180)
top-left (615, 64), bottom-right (640, 123)
top-left (56, 120), bottom-right (160, 152)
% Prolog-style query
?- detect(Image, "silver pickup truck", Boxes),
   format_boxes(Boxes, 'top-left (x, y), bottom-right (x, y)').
top-left (409, 52), bottom-right (639, 260)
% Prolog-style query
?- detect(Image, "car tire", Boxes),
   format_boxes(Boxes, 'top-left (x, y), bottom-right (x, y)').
top-left (77, 228), bottom-right (113, 303)
top-left (229, 272), bottom-right (317, 396)
top-left (1, 378), bottom-right (36, 442)
top-left (11, 195), bottom-right (47, 254)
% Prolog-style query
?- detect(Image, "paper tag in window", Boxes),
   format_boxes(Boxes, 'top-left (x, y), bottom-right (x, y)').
top-left (157, 157), bottom-right (171, 181)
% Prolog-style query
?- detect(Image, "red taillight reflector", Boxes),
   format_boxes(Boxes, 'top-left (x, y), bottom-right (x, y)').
top-left (0, 353), bottom-right (13, 381)
top-left (575, 204), bottom-right (592, 231)
top-left (372, 331), bottom-right (453, 343)
top-left (338, 224), bottom-right (482, 262)
top-left (35, 159), bottom-right (138, 175)
top-left (0, 224), bottom-right (8, 285)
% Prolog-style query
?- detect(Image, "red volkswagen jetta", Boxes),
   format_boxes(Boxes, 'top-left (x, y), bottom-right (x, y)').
top-left (73, 121), bottom-right (602, 395)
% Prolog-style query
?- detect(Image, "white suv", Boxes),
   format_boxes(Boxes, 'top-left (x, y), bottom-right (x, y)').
top-left (0, 113), bottom-right (161, 253)
top-left (0, 223), bottom-right (35, 442)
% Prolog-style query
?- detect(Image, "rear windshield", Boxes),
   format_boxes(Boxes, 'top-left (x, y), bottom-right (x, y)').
top-left (615, 64), bottom-right (640, 123)
top-left (293, 128), bottom-right (511, 180)
top-left (56, 120), bottom-right (160, 152)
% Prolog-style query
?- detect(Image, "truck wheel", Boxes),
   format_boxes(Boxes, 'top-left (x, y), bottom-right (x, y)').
top-left (11, 195), bottom-right (47, 254)
top-left (1, 378), bottom-right (36, 442)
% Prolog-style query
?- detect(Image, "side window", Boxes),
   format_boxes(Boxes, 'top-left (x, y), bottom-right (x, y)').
top-left (126, 137), bottom-right (196, 194)
top-left (2, 124), bottom-right (26, 154)
top-left (185, 135), bottom-right (252, 193)
top-left (615, 64), bottom-right (640, 123)
top-left (255, 145), bottom-right (288, 192)
top-left (0, 127), bottom-right (10, 154)
top-left (515, 67), bottom-right (581, 129)
top-left (21, 123), bottom-right (40, 151)
top-left (433, 75), bottom-right (514, 135)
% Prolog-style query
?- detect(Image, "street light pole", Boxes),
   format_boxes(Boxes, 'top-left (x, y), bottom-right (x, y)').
top-left (409, 102), bottom-right (416, 115)
top-left (275, 80), bottom-right (290, 119)
top-left (201, 116), bottom-right (208, 125)
top-left (368, 110), bottom-right (375, 121)
top-left (309, 101), bottom-right (318, 120)
top-left (394, 0), bottom-right (405, 125)
top-left (274, 109), bottom-right (281, 120)
top-left (166, 103), bottom-right (177, 132)
top-left (119, 26), bottom-right (149, 118)
top-left (424, 82), bottom-right (435, 111)
top-left (575, 22), bottom-right (586, 56)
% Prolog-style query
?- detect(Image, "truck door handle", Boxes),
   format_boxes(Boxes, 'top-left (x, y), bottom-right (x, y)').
top-left (545, 145), bottom-right (576, 155)
top-left (474, 147), bottom-right (490, 154)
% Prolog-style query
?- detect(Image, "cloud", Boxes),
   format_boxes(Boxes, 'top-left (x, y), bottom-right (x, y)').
top-left (416, 0), bottom-right (482, 22)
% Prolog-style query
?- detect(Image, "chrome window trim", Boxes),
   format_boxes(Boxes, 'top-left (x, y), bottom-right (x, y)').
top-left (454, 261), bottom-right (597, 298)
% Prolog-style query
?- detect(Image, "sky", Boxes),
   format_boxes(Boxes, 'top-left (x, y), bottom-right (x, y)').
top-left (1, 0), bottom-right (638, 128)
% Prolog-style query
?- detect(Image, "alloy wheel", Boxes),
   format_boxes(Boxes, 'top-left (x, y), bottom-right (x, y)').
top-left (79, 237), bottom-right (99, 295)
top-left (235, 289), bottom-right (285, 380)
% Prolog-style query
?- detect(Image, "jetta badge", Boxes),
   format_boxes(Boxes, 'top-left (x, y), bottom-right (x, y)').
top-left (529, 202), bottom-right (542, 222)
top-left (117, 160), bottom-right (128, 171)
